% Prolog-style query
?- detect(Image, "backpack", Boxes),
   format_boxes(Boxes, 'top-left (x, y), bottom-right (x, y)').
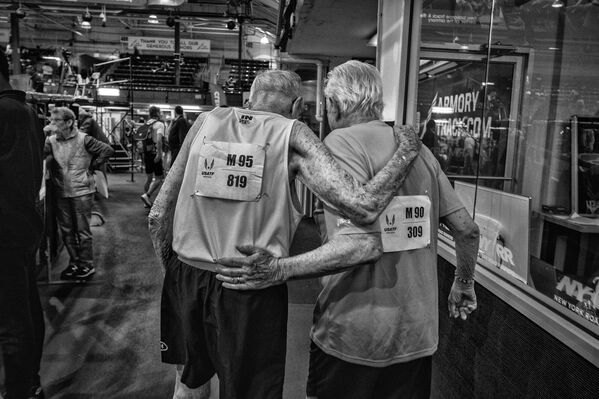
top-left (133, 120), bottom-right (157, 141)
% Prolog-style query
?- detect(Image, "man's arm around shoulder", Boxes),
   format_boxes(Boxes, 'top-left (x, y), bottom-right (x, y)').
top-left (288, 122), bottom-right (420, 225)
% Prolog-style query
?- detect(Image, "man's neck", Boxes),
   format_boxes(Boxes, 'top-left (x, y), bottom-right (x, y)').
top-left (336, 114), bottom-right (377, 129)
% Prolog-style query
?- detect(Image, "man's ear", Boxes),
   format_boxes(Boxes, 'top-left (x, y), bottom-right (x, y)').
top-left (291, 96), bottom-right (304, 119)
top-left (327, 97), bottom-right (340, 122)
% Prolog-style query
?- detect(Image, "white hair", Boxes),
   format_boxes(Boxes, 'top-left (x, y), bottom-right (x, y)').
top-left (324, 60), bottom-right (383, 120)
top-left (249, 70), bottom-right (302, 114)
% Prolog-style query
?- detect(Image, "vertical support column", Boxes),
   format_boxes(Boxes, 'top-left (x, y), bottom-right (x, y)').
top-left (10, 13), bottom-right (21, 75)
top-left (238, 18), bottom-right (244, 93)
top-left (174, 21), bottom-right (181, 86)
top-left (377, 0), bottom-right (422, 125)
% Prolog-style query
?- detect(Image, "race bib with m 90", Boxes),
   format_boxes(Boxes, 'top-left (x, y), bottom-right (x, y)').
top-left (194, 140), bottom-right (266, 201)
top-left (379, 195), bottom-right (431, 252)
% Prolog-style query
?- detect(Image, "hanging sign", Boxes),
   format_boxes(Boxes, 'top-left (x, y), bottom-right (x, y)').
top-left (127, 36), bottom-right (210, 53)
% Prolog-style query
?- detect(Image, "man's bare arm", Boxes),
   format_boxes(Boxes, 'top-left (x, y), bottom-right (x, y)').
top-left (290, 124), bottom-right (420, 225)
top-left (441, 207), bottom-right (480, 320)
top-left (148, 118), bottom-right (203, 268)
top-left (215, 233), bottom-right (382, 290)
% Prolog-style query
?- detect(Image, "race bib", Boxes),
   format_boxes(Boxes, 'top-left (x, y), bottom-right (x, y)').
top-left (379, 195), bottom-right (431, 252)
top-left (193, 140), bottom-right (266, 201)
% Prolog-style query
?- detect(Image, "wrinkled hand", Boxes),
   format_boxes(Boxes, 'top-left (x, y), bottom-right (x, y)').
top-left (448, 279), bottom-right (477, 320)
top-left (215, 245), bottom-right (285, 290)
top-left (393, 125), bottom-right (421, 159)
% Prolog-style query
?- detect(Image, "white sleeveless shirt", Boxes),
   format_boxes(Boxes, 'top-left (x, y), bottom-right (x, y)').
top-left (172, 107), bottom-right (303, 271)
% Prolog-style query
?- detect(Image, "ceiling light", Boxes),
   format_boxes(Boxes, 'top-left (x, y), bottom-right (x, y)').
top-left (260, 35), bottom-right (269, 44)
top-left (98, 87), bottom-right (120, 97)
top-left (552, 0), bottom-right (564, 8)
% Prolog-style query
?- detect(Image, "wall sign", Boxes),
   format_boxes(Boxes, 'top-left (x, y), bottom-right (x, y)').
top-left (127, 36), bottom-right (210, 53)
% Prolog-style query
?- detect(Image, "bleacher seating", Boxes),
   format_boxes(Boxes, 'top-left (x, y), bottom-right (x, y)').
top-left (109, 54), bottom-right (209, 92)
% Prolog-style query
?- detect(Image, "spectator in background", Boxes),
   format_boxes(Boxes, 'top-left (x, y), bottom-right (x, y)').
top-left (41, 62), bottom-right (53, 81)
top-left (168, 105), bottom-right (189, 164)
top-left (44, 107), bottom-right (114, 281)
top-left (0, 49), bottom-right (46, 399)
top-left (78, 109), bottom-right (109, 144)
top-left (140, 106), bottom-right (166, 208)
top-left (29, 65), bottom-right (45, 93)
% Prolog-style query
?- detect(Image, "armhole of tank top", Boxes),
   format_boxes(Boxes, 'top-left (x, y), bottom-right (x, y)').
top-left (189, 112), bottom-right (211, 148)
top-left (286, 120), bottom-right (303, 217)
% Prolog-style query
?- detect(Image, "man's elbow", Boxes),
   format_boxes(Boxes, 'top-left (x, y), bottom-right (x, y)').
top-left (362, 235), bottom-right (384, 264)
top-left (458, 220), bottom-right (480, 243)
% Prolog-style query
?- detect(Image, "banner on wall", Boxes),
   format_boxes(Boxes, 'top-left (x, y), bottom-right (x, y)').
top-left (127, 36), bottom-right (210, 53)
top-left (439, 181), bottom-right (530, 284)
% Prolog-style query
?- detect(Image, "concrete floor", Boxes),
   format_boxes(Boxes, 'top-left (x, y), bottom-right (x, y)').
top-left (19, 172), bottom-right (322, 399)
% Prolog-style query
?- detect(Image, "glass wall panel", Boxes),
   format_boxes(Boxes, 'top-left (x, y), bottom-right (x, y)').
top-left (417, 0), bottom-right (599, 342)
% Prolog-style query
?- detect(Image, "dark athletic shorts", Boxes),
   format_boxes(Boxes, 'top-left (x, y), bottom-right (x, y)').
top-left (160, 253), bottom-right (288, 399)
top-left (306, 341), bottom-right (432, 399)
top-left (144, 152), bottom-right (164, 177)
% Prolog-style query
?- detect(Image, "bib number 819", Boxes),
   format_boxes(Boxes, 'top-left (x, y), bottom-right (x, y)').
top-left (227, 174), bottom-right (247, 188)
top-left (407, 225), bottom-right (423, 238)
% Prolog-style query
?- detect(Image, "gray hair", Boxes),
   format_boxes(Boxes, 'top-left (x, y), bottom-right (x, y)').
top-left (51, 107), bottom-right (76, 125)
top-left (324, 60), bottom-right (383, 120)
top-left (249, 70), bottom-right (301, 114)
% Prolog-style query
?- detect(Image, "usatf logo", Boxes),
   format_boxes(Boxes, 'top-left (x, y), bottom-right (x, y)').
top-left (384, 214), bottom-right (397, 232)
top-left (201, 158), bottom-right (215, 177)
top-left (239, 114), bottom-right (254, 125)
top-left (160, 341), bottom-right (168, 351)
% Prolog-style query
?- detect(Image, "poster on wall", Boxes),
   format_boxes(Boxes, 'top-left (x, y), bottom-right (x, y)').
top-left (439, 181), bottom-right (530, 283)
top-left (572, 116), bottom-right (599, 217)
top-left (417, 61), bottom-right (513, 182)
top-left (553, 273), bottom-right (599, 327)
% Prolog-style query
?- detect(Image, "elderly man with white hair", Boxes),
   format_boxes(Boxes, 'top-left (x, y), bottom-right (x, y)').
top-left (217, 60), bottom-right (480, 399)
top-left (149, 68), bottom-right (421, 399)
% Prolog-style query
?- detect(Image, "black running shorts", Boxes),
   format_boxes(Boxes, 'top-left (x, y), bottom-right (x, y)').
top-left (143, 152), bottom-right (164, 177)
top-left (160, 253), bottom-right (288, 399)
top-left (306, 341), bottom-right (432, 399)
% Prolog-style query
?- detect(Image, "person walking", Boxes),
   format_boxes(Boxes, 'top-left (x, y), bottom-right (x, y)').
top-left (140, 105), bottom-right (166, 208)
top-left (168, 105), bottom-right (189, 165)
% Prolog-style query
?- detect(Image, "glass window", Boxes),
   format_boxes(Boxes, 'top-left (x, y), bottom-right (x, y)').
top-left (417, 0), bottom-right (599, 342)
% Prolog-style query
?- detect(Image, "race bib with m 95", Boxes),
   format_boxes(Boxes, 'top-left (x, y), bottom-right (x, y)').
top-left (194, 140), bottom-right (266, 201)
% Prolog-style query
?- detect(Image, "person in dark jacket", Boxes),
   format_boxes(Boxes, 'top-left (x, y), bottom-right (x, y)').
top-left (167, 105), bottom-right (189, 164)
top-left (0, 49), bottom-right (46, 399)
top-left (44, 107), bottom-right (114, 281)
top-left (78, 109), bottom-right (109, 144)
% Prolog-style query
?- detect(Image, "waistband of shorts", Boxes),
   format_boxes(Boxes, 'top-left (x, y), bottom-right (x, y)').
top-left (176, 255), bottom-right (217, 272)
